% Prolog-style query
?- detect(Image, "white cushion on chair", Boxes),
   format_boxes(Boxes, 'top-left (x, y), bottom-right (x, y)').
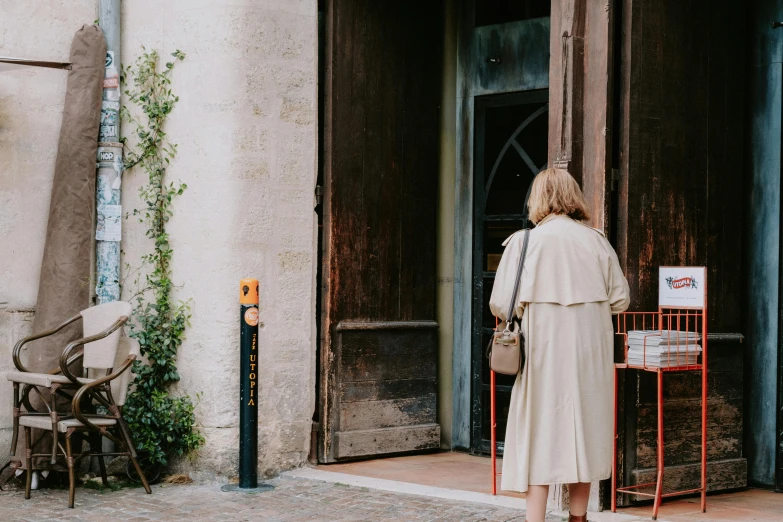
top-left (4, 371), bottom-right (93, 387)
top-left (81, 301), bottom-right (131, 370)
top-left (18, 414), bottom-right (117, 433)
top-left (111, 337), bottom-right (140, 406)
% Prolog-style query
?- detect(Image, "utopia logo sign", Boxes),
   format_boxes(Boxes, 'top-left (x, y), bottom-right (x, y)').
top-left (659, 267), bottom-right (706, 308)
top-left (665, 275), bottom-right (699, 290)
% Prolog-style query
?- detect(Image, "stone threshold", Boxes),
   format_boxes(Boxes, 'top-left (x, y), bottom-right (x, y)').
top-left (283, 467), bottom-right (658, 522)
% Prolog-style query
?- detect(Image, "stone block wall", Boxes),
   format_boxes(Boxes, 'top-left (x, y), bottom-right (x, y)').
top-left (0, 310), bottom-right (34, 455)
top-left (1, 3), bottom-right (98, 310)
top-left (0, 0), bottom-right (319, 479)
top-left (0, 0), bottom-right (98, 463)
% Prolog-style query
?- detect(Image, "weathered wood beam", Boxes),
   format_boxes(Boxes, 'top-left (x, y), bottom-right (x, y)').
top-left (548, 0), bottom-right (586, 181)
top-left (549, 0), bottom-right (614, 233)
top-left (581, 1), bottom-right (614, 233)
top-left (632, 458), bottom-right (747, 493)
top-left (335, 424), bottom-right (441, 459)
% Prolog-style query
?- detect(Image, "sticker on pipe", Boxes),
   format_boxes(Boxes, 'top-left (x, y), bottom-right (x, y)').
top-left (96, 204), bottom-right (122, 242)
top-left (244, 308), bottom-right (259, 327)
top-left (658, 266), bottom-right (706, 308)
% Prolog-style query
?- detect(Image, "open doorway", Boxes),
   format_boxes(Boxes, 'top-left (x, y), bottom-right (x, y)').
top-left (451, 0), bottom-right (551, 453)
top-left (471, 91), bottom-right (548, 454)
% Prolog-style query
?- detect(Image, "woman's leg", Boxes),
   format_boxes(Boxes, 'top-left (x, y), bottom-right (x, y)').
top-left (526, 484), bottom-right (549, 522)
top-left (568, 482), bottom-right (591, 517)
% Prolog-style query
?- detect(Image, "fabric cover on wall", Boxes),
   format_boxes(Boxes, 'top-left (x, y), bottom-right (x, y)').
top-left (29, 25), bottom-right (105, 368)
top-left (16, 25), bottom-right (106, 467)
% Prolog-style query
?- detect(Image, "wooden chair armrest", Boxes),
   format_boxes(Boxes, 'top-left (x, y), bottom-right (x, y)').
top-left (12, 314), bottom-right (81, 372)
top-left (59, 316), bottom-right (129, 385)
top-left (71, 355), bottom-right (136, 431)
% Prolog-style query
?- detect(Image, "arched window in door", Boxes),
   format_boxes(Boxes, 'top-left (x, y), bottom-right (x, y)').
top-left (472, 91), bottom-right (549, 453)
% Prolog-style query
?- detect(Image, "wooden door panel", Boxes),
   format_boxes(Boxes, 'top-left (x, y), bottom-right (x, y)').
top-left (615, 0), bottom-right (747, 498)
top-left (335, 425), bottom-right (442, 460)
top-left (320, 0), bottom-right (442, 462)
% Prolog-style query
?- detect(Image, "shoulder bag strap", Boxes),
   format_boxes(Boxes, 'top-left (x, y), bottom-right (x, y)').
top-left (504, 229), bottom-right (531, 331)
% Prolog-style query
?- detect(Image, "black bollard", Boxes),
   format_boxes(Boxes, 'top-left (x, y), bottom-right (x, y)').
top-left (221, 279), bottom-right (273, 494)
top-left (239, 278), bottom-right (259, 488)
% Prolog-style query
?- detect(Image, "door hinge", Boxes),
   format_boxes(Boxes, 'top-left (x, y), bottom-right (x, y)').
top-left (315, 185), bottom-right (324, 208)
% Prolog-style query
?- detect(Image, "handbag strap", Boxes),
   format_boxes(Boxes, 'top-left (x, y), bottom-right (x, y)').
top-left (504, 229), bottom-right (531, 331)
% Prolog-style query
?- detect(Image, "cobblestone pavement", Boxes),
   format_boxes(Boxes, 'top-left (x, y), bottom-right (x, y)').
top-left (0, 476), bottom-right (565, 522)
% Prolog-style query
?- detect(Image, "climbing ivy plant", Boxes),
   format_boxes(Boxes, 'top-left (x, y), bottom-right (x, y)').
top-left (120, 48), bottom-right (203, 466)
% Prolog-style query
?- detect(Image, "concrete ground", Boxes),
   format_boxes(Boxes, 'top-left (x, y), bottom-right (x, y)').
top-left (1, 452), bottom-right (780, 521)
top-left (1, 475), bottom-right (551, 522)
top-left (312, 453), bottom-right (783, 522)
top-left (320, 451), bottom-right (524, 499)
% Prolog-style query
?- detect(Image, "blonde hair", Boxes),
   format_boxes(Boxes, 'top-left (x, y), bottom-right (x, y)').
top-left (527, 167), bottom-right (591, 224)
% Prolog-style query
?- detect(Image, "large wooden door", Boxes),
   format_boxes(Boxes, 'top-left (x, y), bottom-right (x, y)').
top-left (614, 0), bottom-right (747, 499)
top-left (318, 0), bottom-right (443, 462)
top-left (543, 0), bottom-right (747, 505)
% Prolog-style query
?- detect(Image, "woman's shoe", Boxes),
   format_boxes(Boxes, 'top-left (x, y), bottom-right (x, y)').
top-left (568, 514), bottom-right (588, 522)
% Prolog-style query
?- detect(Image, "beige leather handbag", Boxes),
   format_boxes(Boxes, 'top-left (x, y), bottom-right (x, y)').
top-left (487, 229), bottom-right (530, 375)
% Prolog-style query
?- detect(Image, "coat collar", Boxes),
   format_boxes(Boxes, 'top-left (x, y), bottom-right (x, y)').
top-left (536, 214), bottom-right (606, 236)
top-left (535, 213), bottom-right (568, 227)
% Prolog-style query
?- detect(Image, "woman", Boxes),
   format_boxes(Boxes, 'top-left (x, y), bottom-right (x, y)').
top-left (490, 168), bottom-right (630, 522)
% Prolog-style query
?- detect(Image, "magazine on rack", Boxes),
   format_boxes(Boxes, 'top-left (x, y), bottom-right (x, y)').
top-left (627, 329), bottom-right (701, 345)
top-left (626, 330), bottom-right (702, 367)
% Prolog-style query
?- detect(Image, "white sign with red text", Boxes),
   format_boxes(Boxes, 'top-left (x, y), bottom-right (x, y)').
top-left (659, 266), bottom-right (706, 308)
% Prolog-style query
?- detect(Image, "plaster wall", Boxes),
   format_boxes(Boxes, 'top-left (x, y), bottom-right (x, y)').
top-left (0, 0), bottom-right (98, 458)
top-left (0, 311), bottom-right (34, 459)
top-left (0, 0), bottom-right (319, 479)
top-left (0, 1), bottom-right (96, 311)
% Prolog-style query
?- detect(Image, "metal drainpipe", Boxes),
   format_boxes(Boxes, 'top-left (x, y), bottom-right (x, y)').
top-left (94, 0), bottom-right (123, 472)
top-left (96, 0), bottom-right (122, 305)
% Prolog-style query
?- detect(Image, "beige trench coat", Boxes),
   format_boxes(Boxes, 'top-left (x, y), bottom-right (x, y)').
top-left (490, 214), bottom-right (630, 492)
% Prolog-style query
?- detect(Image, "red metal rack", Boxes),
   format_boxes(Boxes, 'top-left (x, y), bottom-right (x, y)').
top-left (490, 316), bottom-right (500, 495)
top-left (490, 309), bottom-right (708, 508)
top-left (491, 367), bottom-right (499, 495)
top-left (490, 267), bottom-right (709, 521)
top-left (612, 305), bottom-right (708, 520)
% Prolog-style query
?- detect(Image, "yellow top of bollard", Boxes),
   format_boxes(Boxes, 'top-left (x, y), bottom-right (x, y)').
top-left (240, 278), bottom-right (259, 305)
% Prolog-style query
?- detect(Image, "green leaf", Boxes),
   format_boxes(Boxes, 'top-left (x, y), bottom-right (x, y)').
top-left (120, 44), bottom-right (201, 469)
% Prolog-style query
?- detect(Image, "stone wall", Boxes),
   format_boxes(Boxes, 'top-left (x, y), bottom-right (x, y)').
top-left (1, 2), bottom-right (97, 312)
top-left (0, 311), bottom-right (34, 457)
top-left (0, 0), bottom-right (98, 460)
top-left (0, 0), bottom-right (319, 479)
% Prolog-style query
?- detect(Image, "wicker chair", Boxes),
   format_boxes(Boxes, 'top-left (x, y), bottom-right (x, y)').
top-left (5, 301), bottom-right (131, 466)
top-left (19, 336), bottom-right (152, 507)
